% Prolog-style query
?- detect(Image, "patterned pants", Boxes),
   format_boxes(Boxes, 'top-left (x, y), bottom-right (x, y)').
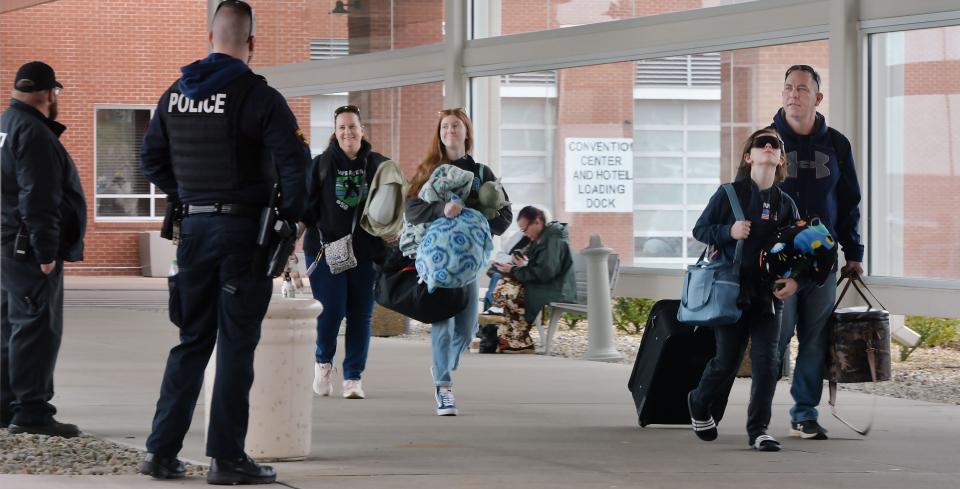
top-left (492, 276), bottom-right (534, 351)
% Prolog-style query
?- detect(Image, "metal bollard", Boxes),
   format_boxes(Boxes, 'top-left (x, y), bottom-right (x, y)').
top-left (581, 235), bottom-right (625, 362)
top-left (204, 296), bottom-right (320, 461)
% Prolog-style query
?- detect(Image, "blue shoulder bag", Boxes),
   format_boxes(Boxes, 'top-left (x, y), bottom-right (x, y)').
top-left (677, 183), bottom-right (744, 327)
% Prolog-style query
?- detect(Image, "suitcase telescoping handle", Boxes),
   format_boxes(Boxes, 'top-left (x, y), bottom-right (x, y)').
top-left (827, 272), bottom-right (884, 436)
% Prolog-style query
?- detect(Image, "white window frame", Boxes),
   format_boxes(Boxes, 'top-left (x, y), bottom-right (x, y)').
top-left (93, 104), bottom-right (164, 222)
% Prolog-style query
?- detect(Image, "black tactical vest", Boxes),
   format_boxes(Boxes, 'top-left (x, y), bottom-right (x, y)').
top-left (160, 71), bottom-right (271, 192)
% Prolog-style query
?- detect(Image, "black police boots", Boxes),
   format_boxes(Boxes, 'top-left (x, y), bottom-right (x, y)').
top-left (207, 455), bottom-right (276, 485)
top-left (139, 453), bottom-right (186, 480)
top-left (7, 418), bottom-right (80, 438)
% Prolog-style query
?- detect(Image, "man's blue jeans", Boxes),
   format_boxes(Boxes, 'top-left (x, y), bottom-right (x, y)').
top-left (431, 278), bottom-right (479, 387)
top-left (305, 254), bottom-right (376, 381)
top-left (778, 272), bottom-right (836, 423)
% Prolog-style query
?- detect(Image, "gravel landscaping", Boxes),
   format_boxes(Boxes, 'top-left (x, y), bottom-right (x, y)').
top-left (0, 431), bottom-right (206, 476)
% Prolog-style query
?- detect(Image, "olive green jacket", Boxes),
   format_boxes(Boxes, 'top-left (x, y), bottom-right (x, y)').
top-left (510, 221), bottom-right (576, 323)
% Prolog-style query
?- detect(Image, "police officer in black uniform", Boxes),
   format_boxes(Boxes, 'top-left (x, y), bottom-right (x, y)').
top-left (137, 1), bottom-right (307, 484)
top-left (1, 61), bottom-right (86, 438)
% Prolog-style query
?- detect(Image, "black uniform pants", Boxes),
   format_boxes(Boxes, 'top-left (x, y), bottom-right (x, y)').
top-left (691, 298), bottom-right (783, 439)
top-left (145, 214), bottom-right (272, 459)
top-left (1, 241), bottom-right (65, 426)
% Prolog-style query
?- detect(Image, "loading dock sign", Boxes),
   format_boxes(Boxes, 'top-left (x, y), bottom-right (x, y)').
top-left (564, 138), bottom-right (633, 213)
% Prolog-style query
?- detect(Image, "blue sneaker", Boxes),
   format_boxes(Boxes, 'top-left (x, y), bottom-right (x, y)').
top-left (435, 387), bottom-right (458, 416)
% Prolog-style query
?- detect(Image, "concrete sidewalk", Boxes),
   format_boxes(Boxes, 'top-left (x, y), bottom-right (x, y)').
top-left (4, 304), bottom-right (959, 488)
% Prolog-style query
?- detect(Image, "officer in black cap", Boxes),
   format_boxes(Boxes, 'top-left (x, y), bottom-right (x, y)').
top-left (138, 1), bottom-right (307, 484)
top-left (1, 61), bottom-right (86, 438)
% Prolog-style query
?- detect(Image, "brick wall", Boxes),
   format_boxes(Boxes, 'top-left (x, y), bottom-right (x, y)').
top-left (0, 0), bottom-right (314, 275)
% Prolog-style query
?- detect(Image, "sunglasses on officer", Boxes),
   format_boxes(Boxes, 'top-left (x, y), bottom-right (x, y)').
top-left (785, 64), bottom-right (821, 90)
top-left (214, 0), bottom-right (256, 37)
top-left (751, 134), bottom-right (782, 150)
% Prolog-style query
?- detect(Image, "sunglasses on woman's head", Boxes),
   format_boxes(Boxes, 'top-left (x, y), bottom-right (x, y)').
top-left (751, 135), bottom-right (782, 150)
top-left (438, 107), bottom-right (466, 116)
top-left (335, 105), bottom-right (360, 116)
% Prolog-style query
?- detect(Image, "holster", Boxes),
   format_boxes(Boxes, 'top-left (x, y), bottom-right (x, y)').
top-left (254, 205), bottom-right (296, 279)
top-left (265, 219), bottom-right (297, 279)
top-left (160, 197), bottom-right (183, 243)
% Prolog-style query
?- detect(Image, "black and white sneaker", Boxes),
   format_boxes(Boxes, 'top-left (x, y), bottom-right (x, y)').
top-left (790, 420), bottom-right (828, 440)
top-left (750, 433), bottom-right (782, 452)
top-left (687, 391), bottom-right (717, 441)
top-left (435, 387), bottom-right (458, 416)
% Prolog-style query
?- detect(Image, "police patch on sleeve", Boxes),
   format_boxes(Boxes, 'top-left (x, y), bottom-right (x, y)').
top-left (296, 128), bottom-right (309, 146)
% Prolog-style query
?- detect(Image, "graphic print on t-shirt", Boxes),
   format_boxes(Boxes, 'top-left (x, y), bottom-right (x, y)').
top-left (335, 169), bottom-right (366, 210)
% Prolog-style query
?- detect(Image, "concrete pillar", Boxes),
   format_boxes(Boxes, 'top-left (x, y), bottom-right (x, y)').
top-left (581, 235), bottom-right (624, 362)
top-left (204, 296), bottom-right (321, 462)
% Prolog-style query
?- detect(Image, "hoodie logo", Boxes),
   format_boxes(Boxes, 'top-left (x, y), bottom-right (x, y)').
top-left (786, 150), bottom-right (831, 179)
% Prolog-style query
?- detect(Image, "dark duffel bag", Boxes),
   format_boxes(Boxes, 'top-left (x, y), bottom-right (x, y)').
top-left (826, 274), bottom-right (891, 436)
top-left (374, 249), bottom-right (469, 324)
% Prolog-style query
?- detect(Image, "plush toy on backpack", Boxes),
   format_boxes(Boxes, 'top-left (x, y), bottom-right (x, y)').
top-left (476, 178), bottom-right (510, 219)
top-left (759, 217), bottom-right (838, 288)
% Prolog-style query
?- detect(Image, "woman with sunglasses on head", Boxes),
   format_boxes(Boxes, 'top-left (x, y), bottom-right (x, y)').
top-left (686, 128), bottom-right (801, 452)
top-left (405, 108), bottom-right (512, 416)
top-left (302, 105), bottom-right (390, 400)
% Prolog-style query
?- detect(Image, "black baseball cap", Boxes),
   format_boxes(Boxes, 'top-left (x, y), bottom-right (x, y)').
top-left (14, 61), bottom-right (63, 92)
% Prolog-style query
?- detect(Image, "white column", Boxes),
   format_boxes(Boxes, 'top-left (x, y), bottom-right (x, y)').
top-left (205, 296), bottom-right (321, 462)
top-left (829, 0), bottom-right (863, 271)
top-left (443, 0), bottom-right (467, 109)
top-left (581, 235), bottom-right (625, 362)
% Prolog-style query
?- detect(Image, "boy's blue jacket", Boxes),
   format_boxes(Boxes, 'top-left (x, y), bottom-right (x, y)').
top-left (693, 177), bottom-right (799, 300)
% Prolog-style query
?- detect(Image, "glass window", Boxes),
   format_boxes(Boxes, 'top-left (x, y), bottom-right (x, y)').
top-left (869, 25), bottom-right (960, 280)
top-left (634, 130), bottom-right (683, 152)
top-left (635, 157), bottom-right (682, 178)
top-left (95, 108), bottom-right (160, 220)
top-left (502, 129), bottom-right (549, 151)
top-left (473, 0), bottom-right (759, 39)
top-left (634, 184), bottom-right (683, 205)
top-left (471, 39), bottom-right (829, 268)
top-left (251, 1), bottom-right (444, 67)
top-left (501, 156), bottom-right (548, 180)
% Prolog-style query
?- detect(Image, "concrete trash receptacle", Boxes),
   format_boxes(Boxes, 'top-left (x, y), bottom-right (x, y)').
top-left (204, 296), bottom-right (320, 461)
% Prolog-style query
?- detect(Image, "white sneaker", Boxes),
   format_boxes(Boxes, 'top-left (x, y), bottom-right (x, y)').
top-left (342, 379), bottom-right (365, 399)
top-left (313, 363), bottom-right (334, 396)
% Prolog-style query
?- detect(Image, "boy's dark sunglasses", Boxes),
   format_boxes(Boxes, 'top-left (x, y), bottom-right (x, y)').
top-left (751, 135), bottom-right (782, 150)
top-left (335, 105), bottom-right (360, 117)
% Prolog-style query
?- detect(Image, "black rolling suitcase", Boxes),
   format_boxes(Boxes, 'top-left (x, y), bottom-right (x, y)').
top-left (628, 300), bottom-right (733, 427)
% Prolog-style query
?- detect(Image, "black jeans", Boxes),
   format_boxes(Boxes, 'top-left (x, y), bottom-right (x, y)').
top-left (690, 298), bottom-right (783, 439)
top-left (1, 241), bottom-right (65, 426)
top-left (145, 214), bottom-right (272, 459)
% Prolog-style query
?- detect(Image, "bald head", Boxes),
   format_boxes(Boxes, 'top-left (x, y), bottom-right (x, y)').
top-left (210, 3), bottom-right (254, 58)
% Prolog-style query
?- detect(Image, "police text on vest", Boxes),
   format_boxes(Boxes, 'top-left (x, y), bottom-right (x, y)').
top-left (169, 93), bottom-right (226, 114)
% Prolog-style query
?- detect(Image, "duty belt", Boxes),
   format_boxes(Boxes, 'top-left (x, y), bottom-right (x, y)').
top-left (184, 203), bottom-right (260, 218)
